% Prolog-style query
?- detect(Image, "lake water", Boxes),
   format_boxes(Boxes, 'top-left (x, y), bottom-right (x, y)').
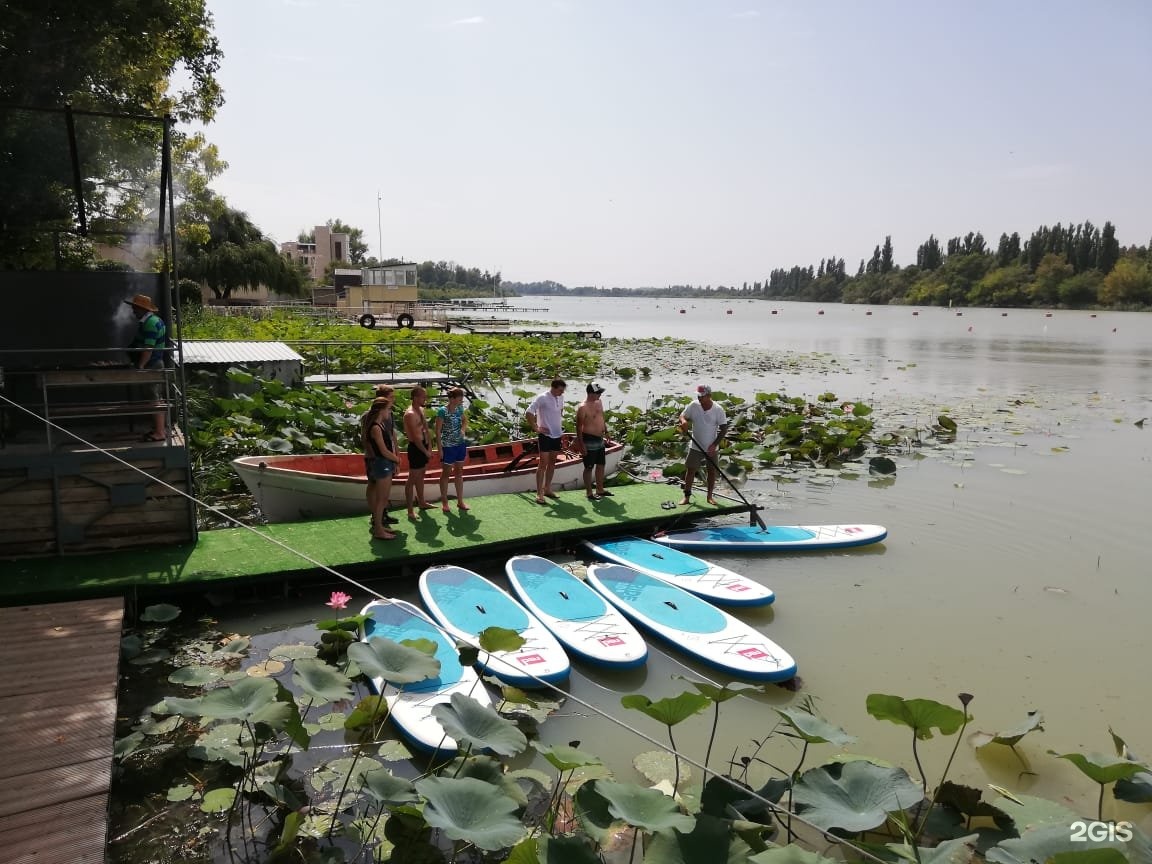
top-left (212, 298), bottom-right (1152, 821)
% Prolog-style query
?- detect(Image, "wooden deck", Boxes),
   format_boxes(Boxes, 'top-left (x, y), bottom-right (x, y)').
top-left (0, 597), bottom-right (124, 864)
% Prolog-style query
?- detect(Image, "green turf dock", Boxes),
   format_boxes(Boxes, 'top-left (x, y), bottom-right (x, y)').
top-left (0, 483), bottom-right (748, 603)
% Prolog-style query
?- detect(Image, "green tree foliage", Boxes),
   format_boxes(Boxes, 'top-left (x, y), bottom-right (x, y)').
top-left (995, 232), bottom-right (1022, 267)
top-left (180, 207), bottom-right (307, 301)
top-left (1098, 258), bottom-right (1152, 307)
top-left (1029, 253), bottom-right (1074, 306)
top-left (1057, 270), bottom-right (1102, 308)
top-left (880, 236), bottom-right (894, 274)
top-left (0, 0), bottom-right (224, 265)
top-left (916, 235), bottom-right (943, 271)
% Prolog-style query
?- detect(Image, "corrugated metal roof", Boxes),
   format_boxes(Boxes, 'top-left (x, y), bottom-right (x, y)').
top-left (180, 341), bottom-right (304, 365)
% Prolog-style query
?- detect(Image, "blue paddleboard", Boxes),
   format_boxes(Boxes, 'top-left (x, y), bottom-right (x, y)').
top-left (505, 555), bottom-right (647, 669)
top-left (653, 523), bottom-right (887, 552)
top-left (419, 565), bottom-right (571, 687)
top-left (359, 599), bottom-right (493, 754)
top-left (585, 563), bottom-right (796, 682)
top-left (581, 536), bottom-right (774, 606)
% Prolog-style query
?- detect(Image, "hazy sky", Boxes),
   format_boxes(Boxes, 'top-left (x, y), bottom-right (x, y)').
top-left (198, 0), bottom-right (1152, 288)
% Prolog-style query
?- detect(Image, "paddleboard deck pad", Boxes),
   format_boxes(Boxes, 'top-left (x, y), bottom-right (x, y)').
top-left (419, 565), bottom-right (571, 687)
top-left (585, 563), bottom-right (796, 682)
top-left (505, 555), bottom-right (647, 669)
top-left (653, 523), bottom-right (887, 551)
top-left (360, 599), bottom-right (493, 754)
top-left (581, 536), bottom-right (774, 606)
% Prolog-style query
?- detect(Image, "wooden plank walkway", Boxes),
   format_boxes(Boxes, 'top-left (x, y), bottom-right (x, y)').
top-left (0, 598), bottom-right (124, 864)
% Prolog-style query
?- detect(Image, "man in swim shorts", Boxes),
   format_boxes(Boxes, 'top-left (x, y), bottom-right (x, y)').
top-left (575, 382), bottom-right (613, 500)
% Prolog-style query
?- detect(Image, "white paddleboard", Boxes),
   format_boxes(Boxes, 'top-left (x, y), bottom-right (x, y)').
top-left (581, 536), bottom-right (775, 606)
top-left (505, 555), bottom-right (648, 669)
top-left (653, 523), bottom-right (888, 552)
top-left (585, 563), bottom-right (796, 682)
top-left (419, 565), bottom-right (571, 687)
top-left (359, 599), bottom-right (493, 755)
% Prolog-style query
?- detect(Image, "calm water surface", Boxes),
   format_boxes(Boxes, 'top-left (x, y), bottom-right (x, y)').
top-left (215, 298), bottom-right (1152, 820)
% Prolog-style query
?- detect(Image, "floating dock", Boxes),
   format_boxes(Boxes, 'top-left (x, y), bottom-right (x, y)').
top-left (0, 598), bottom-right (124, 864)
top-left (0, 483), bottom-right (740, 602)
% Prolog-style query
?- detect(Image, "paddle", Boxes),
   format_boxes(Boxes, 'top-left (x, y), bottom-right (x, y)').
top-left (684, 430), bottom-right (768, 531)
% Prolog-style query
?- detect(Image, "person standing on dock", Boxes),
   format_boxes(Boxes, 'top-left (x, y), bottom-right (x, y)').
top-left (434, 387), bottom-right (470, 513)
top-left (362, 387), bottom-right (399, 540)
top-left (403, 386), bottom-right (435, 517)
top-left (576, 383), bottom-right (612, 500)
top-left (125, 293), bottom-right (169, 442)
top-left (525, 378), bottom-right (567, 505)
top-left (678, 384), bottom-right (728, 506)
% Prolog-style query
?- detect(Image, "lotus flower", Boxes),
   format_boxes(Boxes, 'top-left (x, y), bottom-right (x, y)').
top-left (326, 591), bottom-right (352, 610)
top-left (649, 469), bottom-right (663, 479)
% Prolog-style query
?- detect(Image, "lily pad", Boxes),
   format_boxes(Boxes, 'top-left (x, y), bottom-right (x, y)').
top-left (750, 848), bottom-right (840, 863)
top-left (168, 665), bottom-right (224, 686)
top-left (634, 750), bottom-right (692, 790)
top-left (414, 776), bottom-right (525, 850)
top-left (793, 761), bottom-right (924, 833)
top-left (866, 694), bottom-right (967, 740)
top-left (128, 648), bottom-right (171, 666)
top-left (582, 778), bottom-right (696, 834)
top-left (200, 787), bottom-right (236, 813)
top-left (166, 784), bottom-right (198, 802)
top-left (291, 657), bottom-right (353, 704)
top-left (536, 741), bottom-right (603, 772)
top-left (970, 711), bottom-right (1044, 749)
top-left (621, 692), bottom-right (711, 727)
top-left (775, 706), bottom-right (856, 746)
top-left (359, 766), bottom-right (420, 807)
top-left (986, 823), bottom-right (1128, 864)
top-left (245, 659), bottom-right (286, 678)
top-left (140, 603), bottom-right (181, 623)
top-left (1050, 751), bottom-right (1146, 785)
top-left (268, 643), bottom-right (318, 662)
top-left (197, 677), bottom-right (278, 721)
top-left (347, 636), bottom-right (441, 684)
top-left (430, 693), bottom-right (528, 756)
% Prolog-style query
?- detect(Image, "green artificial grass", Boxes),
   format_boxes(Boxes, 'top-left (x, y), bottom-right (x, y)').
top-left (1, 483), bottom-right (747, 603)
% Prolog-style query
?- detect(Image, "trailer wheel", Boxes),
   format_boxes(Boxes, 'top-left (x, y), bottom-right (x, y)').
top-left (592, 330), bottom-right (602, 339)
top-left (358, 314), bottom-right (376, 329)
top-left (397, 313), bottom-right (414, 329)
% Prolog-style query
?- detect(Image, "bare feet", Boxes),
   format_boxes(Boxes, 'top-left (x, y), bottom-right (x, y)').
top-left (458, 502), bottom-right (470, 511)
top-left (678, 498), bottom-right (690, 506)
top-left (418, 502), bottom-right (435, 510)
top-left (535, 497), bottom-right (548, 505)
top-left (407, 510), bottom-right (418, 519)
top-left (706, 497), bottom-right (718, 505)
top-left (372, 529), bottom-right (396, 540)
top-left (544, 491), bottom-right (559, 499)
top-left (441, 504), bottom-right (452, 514)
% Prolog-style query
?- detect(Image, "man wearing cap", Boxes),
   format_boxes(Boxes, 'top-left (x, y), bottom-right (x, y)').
top-left (125, 293), bottom-right (168, 442)
top-left (576, 383), bottom-right (613, 501)
top-left (678, 384), bottom-right (728, 505)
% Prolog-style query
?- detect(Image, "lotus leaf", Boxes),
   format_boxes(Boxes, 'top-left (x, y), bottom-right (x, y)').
top-left (1049, 852), bottom-right (1131, 864)
top-left (344, 695), bottom-right (390, 730)
top-left (621, 692), bottom-right (711, 727)
top-left (358, 766), bottom-right (419, 807)
top-left (309, 755), bottom-right (377, 793)
top-left (441, 754), bottom-right (529, 806)
top-left (218, 637), bottom-right (251, 656)
top-left (140, 603), bottom-right (181, 622)
top-left (139, 715), bottom-right (182, 736)
top-left (413, 776), bottom-right (525, 851)
top-left (536, 741), bottom-right (604, 772)
top-left (585, 779), bottom-right (696, 834)
top-left (969, 711), bottom-right (1044, 749)
top-left (1051, 751), bottom-right (1146, 785)
top-left (200, 787), bottom-right (236, 813)
top-left (430, 693), bottom-right (528, 756)
top-left (189, 722), bottom-right (250, 766)
top-left (866, 694), bottom-right (967, 740)
top-left (347, 636), bottom-right (441, 684)
top-left (750, 847), bottom-right (840, 863)
top-left (120, 634), bottom-right (143, 659)
top-left (129, 648), bottom-right (171, 666)
top-left (986, 823), bottom-right (1129, 864)
top-left (645, 812), bottom-right (756, 864)
top-left (194, 677), bottom-right (277, 720)
top-left (990, 792), bottom-right (1079, 833)
top-left (887, 834), bottom-right (980, 863)
top-left (168, 665), bottom-right (224, 686)
top-left (533, 835), bottom-right (601, 864)
top-left (477, 625), bottom-right (526, 653)
top-left (291, 657), bottom-right (353, 704)
top-left (166, 784), bottom-right (197, 802)
top-left (793, 761), bottom-right (923, 833)
top-left (634, 750), bottom-right (692, 790)
top-left (774, 706), bottom-right (856, 746)
top-left (114, 731), bottom-right (146, 759)
top-left (677, 677), bottom-right (760, 704)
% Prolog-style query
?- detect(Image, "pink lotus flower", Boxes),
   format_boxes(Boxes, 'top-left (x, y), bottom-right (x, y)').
top-left (649, 469), bottom-right (664, 479)
top-left (326, 591), bottom-right (352, 610)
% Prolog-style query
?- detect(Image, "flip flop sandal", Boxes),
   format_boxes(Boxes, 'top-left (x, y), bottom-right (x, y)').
top-left (661, 501), bottom-right (677, 510)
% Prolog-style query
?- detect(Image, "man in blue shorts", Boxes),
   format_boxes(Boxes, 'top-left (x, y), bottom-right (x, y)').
top-left (434, 387), bottom-right (470, 512)
top-left (525, 378), bottom-right (566, 505)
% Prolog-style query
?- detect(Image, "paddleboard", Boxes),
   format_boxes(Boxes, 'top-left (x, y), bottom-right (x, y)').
top-left (652, 523), bottom-right (887, 552)
top-left (580, 536), bottom-right (775, 607)
top-left (505, 555), bottom-right (648, 669)
top-left (419, 565), bottom-right (571, 687)
top-left (585, 563), bottom-right (796, 682)
top-left (359, 599), bottom-right (493, 754)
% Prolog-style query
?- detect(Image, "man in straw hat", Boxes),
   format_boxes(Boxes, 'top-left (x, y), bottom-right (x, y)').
top-left (124, 293), bottom-right (168, 442)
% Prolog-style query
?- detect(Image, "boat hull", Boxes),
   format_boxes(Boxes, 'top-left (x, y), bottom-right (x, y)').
top-left (232, 435), bottom-right (623, 522)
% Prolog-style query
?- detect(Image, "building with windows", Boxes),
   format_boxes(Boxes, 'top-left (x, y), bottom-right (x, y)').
top-left (279, 224), bottom-right (350, 281)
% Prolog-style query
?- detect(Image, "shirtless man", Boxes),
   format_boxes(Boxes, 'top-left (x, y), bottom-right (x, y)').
top-left (575, 383), bottom-right (613, 500)
top-left (403, 386), bottom-right (435, 517)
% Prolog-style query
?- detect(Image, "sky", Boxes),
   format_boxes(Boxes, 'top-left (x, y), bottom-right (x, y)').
top-left (196, 0), bottom-right (1152, 288)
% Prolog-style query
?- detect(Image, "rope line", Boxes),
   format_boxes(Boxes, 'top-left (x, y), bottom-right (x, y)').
top-left (1, 393), bottom-right (890, 862)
